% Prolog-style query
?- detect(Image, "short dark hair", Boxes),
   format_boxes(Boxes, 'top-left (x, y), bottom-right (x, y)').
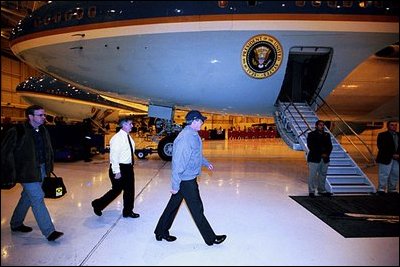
top-left (118, 116), bottom-right (133, 127)
top-left (315, 120), bottom-right (324, 127)
top-left (387, 120), bottom-right (398, 127)
top-left (25, 105), bottom-right (44, 118)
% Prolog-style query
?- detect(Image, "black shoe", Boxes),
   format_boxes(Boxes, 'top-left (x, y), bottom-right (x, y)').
top-left (47, 231), bottom-right (64, 241)
top-left (213, 234), bottom-right (227, 245)
top-left (320, 192), bottom-right (333, 197)
top-left (309, 193), bottom-right (316, 198)
top-left (155, 234), bottom-right (177, 242)
top-left (11, 224), bottom-right (33, 233)
top-left (123, 212), bottom-right (140, 218)
top-left (91, 201), bottom-right (102, 216)
top-left (376, 191), bottom-right (386, 196)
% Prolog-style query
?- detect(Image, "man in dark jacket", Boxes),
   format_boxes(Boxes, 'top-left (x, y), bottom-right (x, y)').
top-left (1, 105), bottom-right (63, 241)
top-left (376, 121), bottom-right (399, 194)
top-left (306, 120), bottom-right (333, 197)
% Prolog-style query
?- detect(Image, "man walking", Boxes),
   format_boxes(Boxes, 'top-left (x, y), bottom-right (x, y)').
top-left (1, 105), bottom-right (63, 241)
top-left (154, 110), bottom-right (226, 246)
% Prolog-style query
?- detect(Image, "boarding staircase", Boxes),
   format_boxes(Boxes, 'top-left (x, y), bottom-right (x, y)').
top-left (274, 101), bottom-right (376, 195)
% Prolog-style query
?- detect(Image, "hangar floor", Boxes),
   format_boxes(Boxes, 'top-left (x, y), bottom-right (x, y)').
top-left (1, 138), bottom-right (398, 266)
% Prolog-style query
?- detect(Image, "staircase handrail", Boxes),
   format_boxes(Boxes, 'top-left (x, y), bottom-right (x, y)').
top-left (313, 95), bottom-right (376, 166)
top-left (280, 98), bottom-right (313, 138)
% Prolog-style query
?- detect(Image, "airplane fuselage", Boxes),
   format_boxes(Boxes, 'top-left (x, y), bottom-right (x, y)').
top-left (10, 1), bottom-right (399, 116)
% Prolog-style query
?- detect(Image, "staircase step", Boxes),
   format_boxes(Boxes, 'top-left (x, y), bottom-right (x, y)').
top-left (330, 185), bottom-right (375, 193)
top-left (329, 158), bottom-right (354, 166)
top-left (277, 101), bottom-right (376, 194)
top-left (330, 151), bottom-right (347, 158)
top-left (327, 166), bottom-right (360, 175)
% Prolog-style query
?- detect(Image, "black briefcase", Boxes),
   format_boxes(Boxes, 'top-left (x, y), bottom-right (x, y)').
top-left (42, 171), bottom-right (67, 199)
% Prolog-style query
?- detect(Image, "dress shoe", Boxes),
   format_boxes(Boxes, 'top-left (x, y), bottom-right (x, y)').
top-left (11, 224), bottom-right (33, 233)
top-left (91, 201), bottom-right (102, 216)
top-left (376, 190), bottom-right (386, 196)
top-left (155, 234), bottom-right (177, 242)
top-left (309, 193), bottom-right (316, 198)
top-left (319, 192), bottom-right (333, 197)
top-left (47, 231), bottom-right (64, 241)
top-left (213, 234), bottom-right (227, 245)
top-left (123, 212), bottom-right (140, 218)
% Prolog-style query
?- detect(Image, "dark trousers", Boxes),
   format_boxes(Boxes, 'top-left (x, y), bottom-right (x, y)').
top-left (154, 178), bottom-right (216, 245)
top-left (93, 164), bottom-right (135, 215)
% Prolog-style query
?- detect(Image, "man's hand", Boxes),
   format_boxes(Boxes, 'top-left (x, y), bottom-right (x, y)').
top-left (114, 172), bottom-right (122, 179)
top-left (170, 189), bottom-right (178, 194)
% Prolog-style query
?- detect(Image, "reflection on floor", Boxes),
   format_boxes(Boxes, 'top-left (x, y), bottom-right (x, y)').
top-left (1, 139), bottom-right (398, 266)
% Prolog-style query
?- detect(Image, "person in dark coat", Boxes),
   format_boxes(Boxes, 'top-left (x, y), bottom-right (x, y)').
top-left (306, 120), bottom-right (333, 197)
top-left (1, 105), bottom-right (63, 241)
top-left (376, 121), bottom-right (399, 194)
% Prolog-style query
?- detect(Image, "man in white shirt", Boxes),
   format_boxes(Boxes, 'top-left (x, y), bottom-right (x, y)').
top-left (91, 117), bottom-right (139, 218)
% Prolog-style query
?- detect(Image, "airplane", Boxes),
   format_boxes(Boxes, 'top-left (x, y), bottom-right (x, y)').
top-left (8, 1), bottom-right (399, 162)
top-left (16, 74), bottom-right (148, 125)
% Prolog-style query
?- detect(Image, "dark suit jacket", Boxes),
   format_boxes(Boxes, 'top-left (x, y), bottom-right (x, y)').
top-left (376, 130), bottom-right (400, 165)
top-left (307, 129), bottom-right (333, 163)
top-left (1, 122), bottom-right (54, 183)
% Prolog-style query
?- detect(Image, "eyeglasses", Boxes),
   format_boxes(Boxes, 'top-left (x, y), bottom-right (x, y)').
top-left (33, 114), bottom-right (46, 117)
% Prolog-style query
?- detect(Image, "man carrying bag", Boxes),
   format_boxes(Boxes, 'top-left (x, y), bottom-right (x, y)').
top-left (1, 105), bottom-right (64, 241)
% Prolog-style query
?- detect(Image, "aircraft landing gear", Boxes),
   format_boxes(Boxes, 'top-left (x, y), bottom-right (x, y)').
top-left (157, 135), bottom-right (175, 161)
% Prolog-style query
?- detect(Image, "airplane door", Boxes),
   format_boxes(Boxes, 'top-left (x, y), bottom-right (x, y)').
top-left (278, 47), bottom-right (333, 104)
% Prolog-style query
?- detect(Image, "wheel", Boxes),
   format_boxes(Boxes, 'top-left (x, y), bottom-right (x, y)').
top-left (137, 151), bottom-right (146, 159)
top-left (135, 150), bottom-right (147, 159)
top-left (157, 135), bottom-right (175, 161)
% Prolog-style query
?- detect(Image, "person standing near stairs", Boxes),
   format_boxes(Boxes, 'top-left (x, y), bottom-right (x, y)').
top-left (306, 120), bottom-right (333, 197)
top-left (376, 121), bottom-right (399, 195)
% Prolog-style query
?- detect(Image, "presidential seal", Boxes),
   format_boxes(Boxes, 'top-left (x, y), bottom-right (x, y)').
top-left (241, 34), bottom-right (283, 79)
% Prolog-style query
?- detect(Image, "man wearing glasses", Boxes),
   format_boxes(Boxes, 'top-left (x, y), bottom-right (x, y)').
top-left (376, 121), bottom-right (399, 195)
top-left (1, 105), bottom-right (63, 241)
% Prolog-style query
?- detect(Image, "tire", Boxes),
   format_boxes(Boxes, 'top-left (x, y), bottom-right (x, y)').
top-left (136, 151), bottom-right (146, 159)
top-left (157, 136), bottom-right (175, 161)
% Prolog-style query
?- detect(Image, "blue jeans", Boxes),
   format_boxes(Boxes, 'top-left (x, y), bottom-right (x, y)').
top-left (308, 160), bottom-right (329, 194)
top-left (378, 160), bottom-right (399, 192)
top-left (10, 164), bottom-right (55, 238)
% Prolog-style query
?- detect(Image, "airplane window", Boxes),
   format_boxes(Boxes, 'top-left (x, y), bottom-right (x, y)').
top-left (88, 6), bottom-right (97, 18)
top-left (327, 1), bottom-right (337, 8)
top-left (218, 1), bottom-right (228, 8)
top-left (55, 12), bottom-right (62, 23)
top-left (311, 1), bottom-right (322, 7)
top-left (64, 10), bottom-right (73, 21)
top-left (44, 15), bottom-right (51, 26)
top-left (75, 8), bottom-right (84, 20)
top-left (374, 1), bottom-right (384, 8)
top-left (342, 1), bottom-right (353, 8)
top-left (358, 1), bottom-right (373, 8)
top-left (247, 0), bottom-right (257, 7)
top-left (295, 1), bottom-right (306, 7)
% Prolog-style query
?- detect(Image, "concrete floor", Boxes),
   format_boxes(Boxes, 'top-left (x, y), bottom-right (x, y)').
top-left (1, 138), bottom-right (398, 266)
